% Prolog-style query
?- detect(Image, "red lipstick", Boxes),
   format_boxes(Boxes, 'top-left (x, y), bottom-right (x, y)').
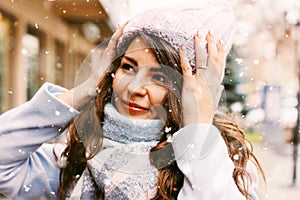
top-left (123, 101), bottom-right (149, 115)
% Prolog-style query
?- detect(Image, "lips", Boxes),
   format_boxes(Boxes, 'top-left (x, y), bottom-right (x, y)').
top-left (122, 100), bottom-right (149, 115)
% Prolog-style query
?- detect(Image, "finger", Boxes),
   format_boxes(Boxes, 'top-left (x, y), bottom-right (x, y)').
top-left (194, 33), bottom-right (207, 77)
top-left (214, 84), bottom-right (224, 110)
top-left (102, 23), bottom-right (127, 64)
top-left (205, 58), bottom-right (223, 85)
top-left (206, 31), bottom-right (218, 59)
top-left (179, 45), bottom-right (193, 77)
top-left (93, 23), bottom-right (127, 77)
top-left (111, 21), bottom-right (128, 42)
top-left (216, 40), bottom-right (226, 78)
top-left (216, 39), bottom-right (225, 55)
top-left (105, 23), bottom-right (127, 58)
top-left (206, 32), bottom-right (225, 82)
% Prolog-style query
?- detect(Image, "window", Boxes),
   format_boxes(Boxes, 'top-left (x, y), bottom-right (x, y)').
top-left (22, 33), bottom-right (40, 100)
top-left (55, 40), bottom-right (66, 86)
top-left (0, 12), bottom-right (12, 113)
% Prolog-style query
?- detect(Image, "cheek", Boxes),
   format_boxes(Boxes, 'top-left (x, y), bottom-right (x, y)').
top-left (112, 72), bottom-right (126, 97)
top-left (150, 86), bottom-right (168, 104)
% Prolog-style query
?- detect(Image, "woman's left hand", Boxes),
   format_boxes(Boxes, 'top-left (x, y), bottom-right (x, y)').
top-left (58, 24), bottom-right (126, 109)
top-left (180, 32), bottom-right (225, 125)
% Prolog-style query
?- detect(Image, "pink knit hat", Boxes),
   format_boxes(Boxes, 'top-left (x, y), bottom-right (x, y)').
top-left (117, 0), bottom-right (236, 70)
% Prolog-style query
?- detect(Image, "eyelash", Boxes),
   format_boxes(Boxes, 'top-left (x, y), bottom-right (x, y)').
top-left (120, 63), bottom-right (168, 85)
top-left (121, 63), bottom-right (135, 72)
top-left (152, 74), bottom-right (167, 84)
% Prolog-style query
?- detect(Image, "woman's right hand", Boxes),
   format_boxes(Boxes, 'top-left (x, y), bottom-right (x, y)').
top-left (180, 32), bottom-right (225, 125)
top-left (58, 24), bottom-right (126, 109)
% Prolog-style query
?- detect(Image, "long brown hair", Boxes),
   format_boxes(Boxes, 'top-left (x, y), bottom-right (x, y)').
top-left (57, 33), bottom-right (264, 199)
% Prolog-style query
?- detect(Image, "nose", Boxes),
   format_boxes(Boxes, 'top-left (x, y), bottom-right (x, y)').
top-left (127, 73), bottom-right (148, 97)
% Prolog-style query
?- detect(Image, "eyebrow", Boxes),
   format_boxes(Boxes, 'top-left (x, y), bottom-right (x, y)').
top-left (124, 55), bottom-right (164, 72)
top-left (149, 65), bottom-right (165, 73)
top-left (124, 56), bottom-right (138, 66)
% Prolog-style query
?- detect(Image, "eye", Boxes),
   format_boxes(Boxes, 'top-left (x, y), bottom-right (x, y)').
top-left (121, 64), bottom-right (135, 73)
top-left (152, 74), bottom-right (167, 85)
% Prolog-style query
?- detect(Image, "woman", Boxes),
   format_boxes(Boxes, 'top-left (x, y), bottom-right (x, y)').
top-left (0, 1), bottom-right (263, 199)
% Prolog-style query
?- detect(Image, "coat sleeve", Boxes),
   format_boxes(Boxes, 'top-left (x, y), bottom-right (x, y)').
top-left (172, 124), bottom-right (258, 200)
top-left (0, 83), bottom-right (78, 199)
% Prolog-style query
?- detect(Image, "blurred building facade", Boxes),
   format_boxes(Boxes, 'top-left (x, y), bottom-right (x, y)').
top-left (0, 0), bottom-right (112, 113)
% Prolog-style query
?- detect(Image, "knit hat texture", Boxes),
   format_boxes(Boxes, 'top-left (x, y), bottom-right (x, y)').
top-left (117, 0), bottom-right (236, 70)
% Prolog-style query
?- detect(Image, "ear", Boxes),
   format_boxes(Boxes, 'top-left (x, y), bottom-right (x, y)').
top-left (214, 85), bottom-right (224, 110)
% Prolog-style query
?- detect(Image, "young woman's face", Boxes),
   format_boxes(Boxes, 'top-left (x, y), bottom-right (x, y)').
top-left (112, 37), bottom-right (169, 119)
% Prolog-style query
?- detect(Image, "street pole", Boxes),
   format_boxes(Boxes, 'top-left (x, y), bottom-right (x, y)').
top-left (292, 82), bottom-right (299, 185)
top-left (292, 23), bottom-right (300, 186)
top-left (292, 88), bottom-right (300, 185)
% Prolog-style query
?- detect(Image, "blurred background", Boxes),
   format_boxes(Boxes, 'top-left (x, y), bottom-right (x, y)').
top-left (0, 0), bottom-right (299, 199)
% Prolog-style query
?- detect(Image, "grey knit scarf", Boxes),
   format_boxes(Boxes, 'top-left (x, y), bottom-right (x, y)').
top-left (102, 103), bottom-right (163, 144)
top-left (71, 103), bottom-right (163, 199)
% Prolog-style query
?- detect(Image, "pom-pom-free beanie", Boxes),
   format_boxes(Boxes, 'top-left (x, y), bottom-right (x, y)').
top-left (117, 0), bottom-right (236, 70)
